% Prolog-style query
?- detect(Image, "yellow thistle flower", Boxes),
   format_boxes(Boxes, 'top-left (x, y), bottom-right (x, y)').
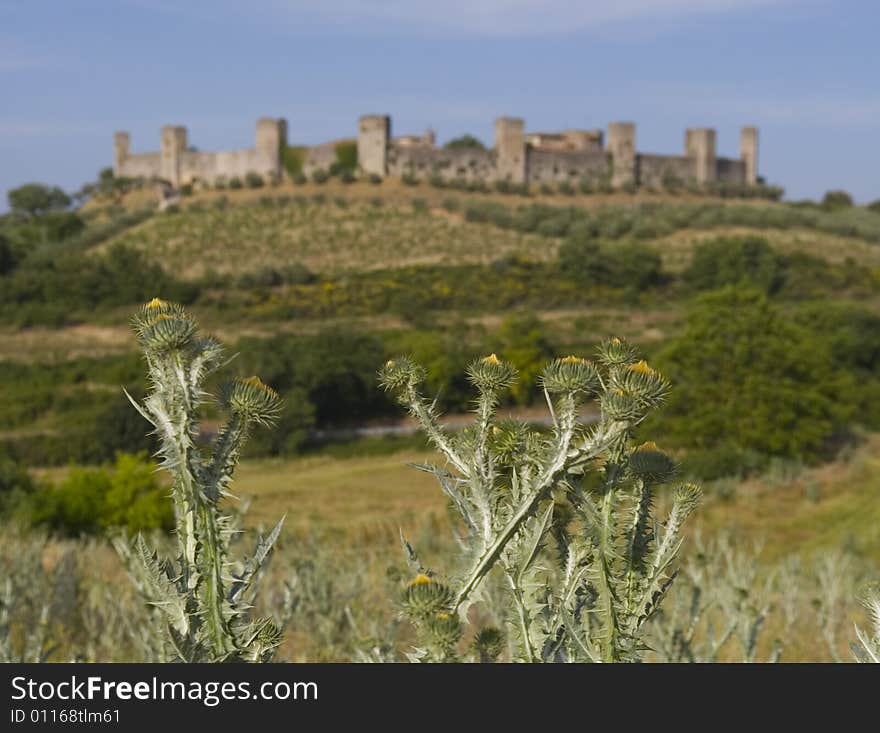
top-left (145, 297), bottom-right (168, 309)
top-left (628, 360), bottom-right (656, 375)
top-left (242, 375), bottom-right (276, 396)
top-left (561, 355), bottom-right (586, 364)
top-left (636, 441), bottom-right (659, 451)
top-left (482, 353), bottom-right (501, 365)
top-left (409, 574), bottom-right (433, 586)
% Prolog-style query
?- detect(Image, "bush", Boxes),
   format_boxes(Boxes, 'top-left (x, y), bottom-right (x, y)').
top-left (402, 173), bottom-right (419, 187)
top-left (334, 141), bottom-right (358, 172)
top-left (228, 177), bottom-right (243, 190)
top-left (867, 199), bottom-right (880, 214)
top-left (292, 172), bottom-right (308, 185)
top-left (650, 288), bottom-right (853, 472)
top-left (340, 170), bottom-right (356, 184)
top-left (557, 181), bottom-right (575, 196)
top-left (311, 169), bottom-right (329, 184)
top-left (245, 172), bottom-right (264, 189)
top-left (27, 452), bottom-right (173, 536)
top-left (411, 198), bottom-right (428, 214)
top-left (557, 236), bottom-right (663, 290)
top-left (822, 190), bottom-right (854, 210)
top-left (443, 134), bottom-right (486, 150)
top-left (684, 236), bottom-right (784, 294)
top-left (7, 183), bottom-right (71, 218)
top-left (179, 183), bottom-right (193, 196)
top-left (368, 173), bottom-right (383, 185)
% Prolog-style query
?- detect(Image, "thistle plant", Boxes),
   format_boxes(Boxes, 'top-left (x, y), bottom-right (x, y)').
top-left (380, 339), bottom-right (701, 662)
top-left (114, 299), bottom-right (285, 662)
top-left (853, 583), bottom-right (880, 662)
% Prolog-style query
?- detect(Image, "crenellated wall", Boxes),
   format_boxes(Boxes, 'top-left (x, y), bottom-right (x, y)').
top-left (112, 113), bottom-right (761, 191)
top-left (114, 118), bottom-right (285, 187)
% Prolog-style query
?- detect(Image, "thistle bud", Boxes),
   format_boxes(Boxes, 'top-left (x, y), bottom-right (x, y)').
top-left (540, 356), bottom-right (600, 395)
top-left (221, 376), bottom-right (282, 425)
top-left (674, 483), bottom-right (702, 514)
top-left (401, 575), bottom-right (453, 619)
top-left (426, 612), bottom-right (463, 648)
top-left (131, 298), bottom-right (197, 353)
top-left (612, 360), bottom-right (670, 408)
top-left (596, 337), bottom-right (639, 367)
top-left (466, 354), bottom-right (517, 393)
top-left (599, 389), bottom-right (641, 422)
top-left (472, 626), bottom-right (506, 662)
top-left (378, 355), bottom-right (425, 394)
top-left (628, 441), bottom-right (676, 484)
top-left (489, 420), bottom-right (534, 466)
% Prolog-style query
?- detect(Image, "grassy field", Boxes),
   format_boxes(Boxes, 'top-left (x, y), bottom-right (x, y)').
top-left (98, 200), bottom-right (554, 279)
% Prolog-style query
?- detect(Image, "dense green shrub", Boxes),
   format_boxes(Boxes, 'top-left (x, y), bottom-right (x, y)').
top-left (368, 174), bottom-right (383, 185)
top-left (491, 313), bottom-right (554, 404)
top-left (650, 288), bottom-right (853, 477)
top-left (557, 235), bottom-right (663, 290)
top-left (27, 452), bottom-right (172, 536)
top-left (684, 236), bottom-right (784, 294)
top-left (310, 169), bottom-right (328, 184)
top-left (444, 134), bottom-right (485, 150)
top-left (245, 172), bottom-right (265, 189)
top-left (0, 453), bottom-right (35, 515)
top-left (822, 190), bottom-right (854, 210)
top-left (792, 302), bottom-right (880, 428)
top-left (7, 183), bottom-right (71, 218)
top-left (334, 141), bottom-right (358, 172)
top-left (0, 244), bottom-right (199, 325)
top-left (228, 177), bottom-right (243, 190)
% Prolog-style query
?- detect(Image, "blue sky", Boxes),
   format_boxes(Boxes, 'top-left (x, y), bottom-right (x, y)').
top-left (2, 0), bottom-right (878, 205)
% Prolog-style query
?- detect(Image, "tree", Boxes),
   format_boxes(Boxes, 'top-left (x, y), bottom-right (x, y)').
top-left (821, 190), bottom-right (854, 210)
top-left (683, 236), bottom-right (784, 294)
top-left (0, 234), bottom-right (13, 275)
top-left (649, 287), bottom-right (852, 473)
top-left (444, 134), bottom-right (486, 150)
top-left (7, 183), bottom-right (71, 219)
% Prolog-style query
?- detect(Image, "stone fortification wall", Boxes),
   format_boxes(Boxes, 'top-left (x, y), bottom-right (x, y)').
top-left (526, 149), bottom-right (609, 183)
top-left (387, 144), bottom-right (496, 182)
top-left (114, 118), bottom-right (284, 187)
top-left (637, 154), bottom-right (693, 187)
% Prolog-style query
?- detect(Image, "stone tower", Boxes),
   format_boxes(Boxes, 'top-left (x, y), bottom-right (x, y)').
top-left (607, 122), bottom-right (636, 187)
top-left (255, 117), bottom-right (286, 179)
top-left (160, 125), bottom-right (187, 187)
top-left (494, 117), bottom-right (526, 183)
top-left (740, 126), bottom-right (758, 185)
top-left (113, 131), bottom-right (130, 177)
top-left (358, 115), bottom-right (390, 177)
top-left (686, 128), bottom-right (717, 184)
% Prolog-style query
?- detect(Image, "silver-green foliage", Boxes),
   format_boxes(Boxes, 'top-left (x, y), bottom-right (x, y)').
top-left (380, 339), bottom-right (702, 662)
top-left (853, 583), bottom-right (880, 662)
top-left (115, 299), bottom-right (285, 662)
